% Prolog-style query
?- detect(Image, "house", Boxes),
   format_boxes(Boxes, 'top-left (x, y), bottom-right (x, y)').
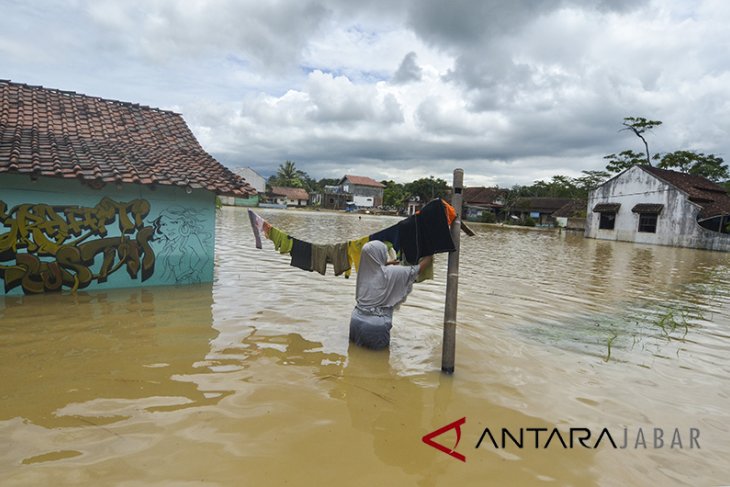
top-left (585, 165), bottom-right (730, 251)
top-left (462, 187), bottom-right (507, 222)
top-left (0, 80), bottom-right (255, 295)
top-left (509, 197), bottom-right (573, 226)
top-left (338, 175), bottom-right (385, 208)
top-left (321, 185), bottom-right (351, 210)
top-left (406, 195), bottom-right (422, 216)
top-left (220, 167), bottom-right (265, 207)
top-left (268, 186), bottom-right (309, 207)
top-left (552, 200), bottom-right (587, 230)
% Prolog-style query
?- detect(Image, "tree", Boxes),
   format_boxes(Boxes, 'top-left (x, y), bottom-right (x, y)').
top-left (404, 176), bottom-right (450, 202)
top-left (268, 160), bottom-right (306, 188)
top-left (620, 116), bottom-right (662, 165)
top-left (656, 150), bottom-right (729, 182)
top-left (317, 178), bottom-right (340, 189)
top-left (604, 150), bottom-right (647, 174)
top-left (575, 170), bottom-right (611, 193)
top-left (381, 180), bottom-right (407, 208)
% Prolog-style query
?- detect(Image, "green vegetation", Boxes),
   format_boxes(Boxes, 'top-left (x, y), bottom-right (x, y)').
top-left (604, 116), bottom-right (728, 182)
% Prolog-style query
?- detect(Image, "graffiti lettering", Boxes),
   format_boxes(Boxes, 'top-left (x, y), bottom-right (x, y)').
top-left (0, 198), bottom-right (155, 294)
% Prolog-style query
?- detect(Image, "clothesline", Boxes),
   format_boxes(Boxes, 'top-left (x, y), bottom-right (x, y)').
top-left (247, 198), bottom-right (457, 279)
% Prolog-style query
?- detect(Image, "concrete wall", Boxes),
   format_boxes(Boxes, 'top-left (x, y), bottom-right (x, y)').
top-left (0, 173), bottom-right (216, 295)
top-left (586, 166), bottom-right (730, 251)
top-left (350, 185), bottom-right (383, 207)
top-left (235, 167), bottom-right (265, 194)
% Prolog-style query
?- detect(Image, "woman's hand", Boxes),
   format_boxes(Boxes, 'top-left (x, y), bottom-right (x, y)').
top-left (418, 255), bottom-right (433, 275)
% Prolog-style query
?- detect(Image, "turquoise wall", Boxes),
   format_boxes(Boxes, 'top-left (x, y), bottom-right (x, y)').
top-left (233, 194), bottom-right (259, 207)
top-left (0, 174), bottom-right (216, 295)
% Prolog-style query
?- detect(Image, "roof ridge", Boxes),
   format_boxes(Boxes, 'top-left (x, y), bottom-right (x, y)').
top-left (0, 79), bottom-right (179, 115)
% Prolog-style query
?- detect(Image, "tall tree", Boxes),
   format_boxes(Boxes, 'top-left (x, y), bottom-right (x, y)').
top-left (656, 150), bottom-right (729, 182)
top-left (575, 170), bottom-right (611, 193)
top-left (604, 149), bottom-right (647, 174)
top-left (620, 116), bottom-right (663, 165)
top-left (381, 180), bottom-right (406, 208)
top-left (404, 176), bottom-right (450, 202)
top-left (268, 160), bottom-right (306, 188)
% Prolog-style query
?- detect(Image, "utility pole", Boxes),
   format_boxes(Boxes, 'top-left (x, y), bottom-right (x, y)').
top-left (442, 169), bottom-right (463, 374)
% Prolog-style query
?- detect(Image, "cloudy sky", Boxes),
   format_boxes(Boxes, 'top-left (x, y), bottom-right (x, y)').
top-left (2, 0), bottom-right (729, 187)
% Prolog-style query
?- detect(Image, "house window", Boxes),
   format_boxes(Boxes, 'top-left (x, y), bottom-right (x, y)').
top-left (599, 212), bottom-right (616, 230)
top-left (638, 213), bottom-right (658, 233)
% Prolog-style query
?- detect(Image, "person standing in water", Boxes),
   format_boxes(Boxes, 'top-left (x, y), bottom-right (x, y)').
top-left (350, 240), bottom-right (433, 350)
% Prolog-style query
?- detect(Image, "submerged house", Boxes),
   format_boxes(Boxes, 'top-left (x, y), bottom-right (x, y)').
top-left (586, 165), bottom-right (730, 251)
top-left (338, 175), bottom-right (385, 208)
top-left (0, 80), bottom-right (255, 295)
top-left (462, 187), bottom-right (506, 222)
top-left (267, 186), bottom-right (309, 207)
top-left (509, 197), bottom-right (573, 226)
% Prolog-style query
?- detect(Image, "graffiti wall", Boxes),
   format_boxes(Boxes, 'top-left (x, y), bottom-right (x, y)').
top-left (0, 175), bottom-right (216, 294)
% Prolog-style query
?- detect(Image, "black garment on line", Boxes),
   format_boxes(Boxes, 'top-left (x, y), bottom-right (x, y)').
top-left (290, 238), bottom-right (313, 271)
top-left (369, 224), bottom-right (401, 253)
top-left (399, 199), bottom-right (455, 263)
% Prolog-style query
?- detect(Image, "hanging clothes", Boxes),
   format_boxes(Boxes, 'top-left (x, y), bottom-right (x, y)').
top-left (246, 207), bottom-right (459, 282)
top-left (311, 242), bottom-right (350, 276)
top-left (399, 199), bottom-right (455, 264)
top-left (347, 236), bottom-right (370, 273)
top-left (369, 224), bottom-right (401, 254)
top-left (247, 210), bottom-right (265, 249)
top-left (269, 226), bottom-right (294, 254)
top-left (290, 238), bottom-right (313, 271)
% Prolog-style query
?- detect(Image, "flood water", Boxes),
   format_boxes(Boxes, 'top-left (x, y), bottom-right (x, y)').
top-left (2, 206), bottom-right (730, 486)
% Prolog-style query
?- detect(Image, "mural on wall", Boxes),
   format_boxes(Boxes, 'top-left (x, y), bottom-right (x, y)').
top-left (0, 197), bottom-right (210, 294)
top-left (151, 206), bottom-right (210, 284)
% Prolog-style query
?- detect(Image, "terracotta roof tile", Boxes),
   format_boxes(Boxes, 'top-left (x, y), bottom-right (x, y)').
top-left (463, 186), bottom-right (507, 206)
top-left (341, 174), bottom-right (385, 188)
top-left (269, 186), bottom-right (309, 200)
top-left (0, 80), bottom-right (254, 197)
top-left (642, 166), bottom-right (730, 219)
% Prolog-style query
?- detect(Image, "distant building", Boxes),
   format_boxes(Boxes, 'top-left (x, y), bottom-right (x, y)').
top-left (510, 197), bottom-right (573, 226)
top-left (586, 165), bottom-right (730, 251)
top-left (406, 195), bottom-right (422, 215)
top-left (219, 167), bottom-right (265, 207)
top-left (0, 80), bottom-right (255, 295)
top-left (338, 175), bottom-right (385, 208)
top-left (552, 200), bottom-right (587, 230)
top-left (321, 185), bottom-right (350, 210)
top-left (462, 187), bottom-right (507, 222)
top-left (268, 186), bottom-right (309, 207)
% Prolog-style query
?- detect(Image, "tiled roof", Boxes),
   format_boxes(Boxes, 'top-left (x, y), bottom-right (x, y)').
top-left (0, 80), bottom-right (254, 197)
top-left (341, 175), bottom-right (385, 188)
top-left (642, 166), bottom-right (730, 219)
top-left (463, 186), bottom-right (506, 205)
top-left (269, 186), bottom-right (309, 200)
top-left (514, 197), bottom-right (574, 212)
top-left (552, 199), bottom-right (587, 217)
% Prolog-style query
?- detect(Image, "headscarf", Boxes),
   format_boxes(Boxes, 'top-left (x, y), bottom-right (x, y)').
top-left (355, 241), bottom-right (418, 309)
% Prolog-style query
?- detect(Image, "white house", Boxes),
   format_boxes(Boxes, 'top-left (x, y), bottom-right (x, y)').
top-left (268, 186), bottom-right (309, 207)
top-left (586, 165), bottom-right (730, 251)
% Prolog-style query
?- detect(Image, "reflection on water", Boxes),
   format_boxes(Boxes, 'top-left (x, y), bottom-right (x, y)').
top-left (1, 207), bottom-right (729, 486)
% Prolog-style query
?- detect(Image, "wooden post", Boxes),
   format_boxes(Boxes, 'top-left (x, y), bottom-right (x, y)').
top-left (442, 168), bottom-right (463, 374)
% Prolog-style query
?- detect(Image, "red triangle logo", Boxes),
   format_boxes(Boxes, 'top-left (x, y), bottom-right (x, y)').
top-left (422, 417), bottom-right (467, 462)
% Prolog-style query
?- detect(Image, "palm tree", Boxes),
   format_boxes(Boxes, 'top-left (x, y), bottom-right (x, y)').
top-left (271, 160), bottom-right (305, 187)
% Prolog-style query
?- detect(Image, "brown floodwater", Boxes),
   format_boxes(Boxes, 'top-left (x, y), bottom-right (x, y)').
top-left (1, 206), bottom-right (729, 486)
